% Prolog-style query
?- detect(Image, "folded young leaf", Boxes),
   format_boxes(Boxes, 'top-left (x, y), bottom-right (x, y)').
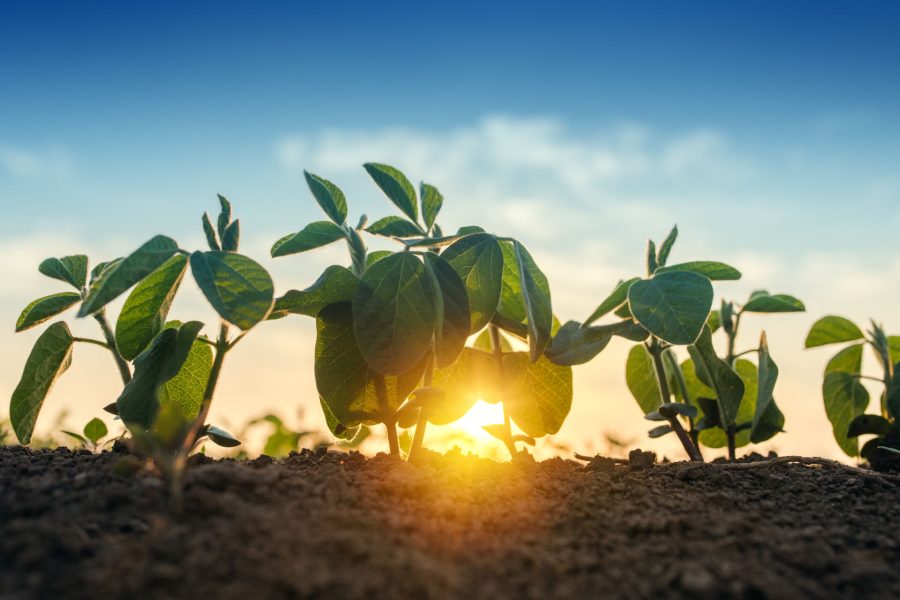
top-left (751, 332), bottom-right (785, 443)
top-left (363, 163), bottom-right (418, 223)
top-left (687, 326), bottom-right (745, 427)
top-left (656, 225), bottom-right (678, 268)
top-left (420, 183), bottom-right (443, 231)
top-left (546, 320), bottom-right (648, 366)
top-left (83, 417), bottom-right (108, 445)
top-left (365, 216), bottom-right (423, 238)
top-left (10, 322), bottom-right (74, 444)
top-left (304, 171), bottom-right (348, 225)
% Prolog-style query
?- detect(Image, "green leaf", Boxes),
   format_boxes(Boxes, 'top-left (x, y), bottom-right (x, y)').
top-left (304, 170), bottom-right (348, 225)
top-left (115, 254), bottom-right (189, 360)
top-left (658, 402), bottom-right (698, 419)
top-left (269, 266), bottom-right (358, 319)
top-left (805, 316), bottom-right (864, 348)
top-left (646, 240), bottom-right (658, 274)
top-left (157, 332), bottom-right (213, 419)
top-left (116, 321), bottom-right (204, 429)
top-left (428, 348), bottom-right (500, 424)
top-left (365, 216), bottom-right (422, 238)
top-left (15, 292), bottom-right (81, 332)
top-left (90, 258), bottom-right (121, 283)
top-left (205, 425), bottom-right (241, 447)
top-left (353, 252), bottom-right (435, 375)
top-left (502, 353), bottom-right (572, 437)
top-left (847, 414), bottom-right (891, 438)
top-left (441, 233), bottom-right (503, 333)
top-left (190, 251), bottom-right (274, 330)
top-left (38, 255), bottom-right (88, 290)
top-left (363, 163), bottom-right (418, 222)
top-left (656, 225), bottom-right (678, 268)
top-left (62, 430), bottom-right (87, 445)
top-left (751, 332), bottom-right (785, 443)
top-left (202, 212), bottom-right (221, 251)
top-left (584, 278), bottom-right (640, 326)
top-left (10, 322), bottom-right (74, 444)
top-left (648, 424), bottom-right (673, 438)
top-left (654, 261), bottom-right (741, 281)
top-left (271, 221), bottom-right (345, 257)
top-left (222, 219), bottom-right (240, 252)
top-left (315, 302), bottom-right (426, 426)
top-left (365, 250), bottom-right (392, 270)
top-left (320, 396), bottom-right (362, 441)
top-left (697, 360), bottom-right (757, 448)
top-left (823, 371), bottom-right (870, 457)
top-left (887, 363), bottom-right (900, 420)
top-left (688, 326), bottom-right (745, 426)
top-left (742, 291), bottom-right (805, 313)
top-left (628, 271), bottom-right (713, 345)
top-left (512, 241), bottom-right (553, 361)
top-left (83, 418), bottom-right (108, 444)
top-left (423, 253), bottom-right (470, 368)
top-left (79, 236), bottom-right (179, 316)
top-left (626, 345), bottom-right (662, 414)
top-left (825, 343), bottom-right (864, 374)
top-left (706, 310), bottom-right (721, 334)
top-left (474, 328), bottom-right (512, 353)
top-left (420, 183), bottom-right (443, 230)
top-left (217, 194), bottom-right (232, 238)
top-left (888, 336), bottom-right (900, 366)
top-left (547, 320), bottom-right (648, 366)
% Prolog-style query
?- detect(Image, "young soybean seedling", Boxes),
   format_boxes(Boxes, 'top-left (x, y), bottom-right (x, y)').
top-left (546, 225), bottom-right (742, 461)
top-left (77, 196), bottom-right (273, 496)
top-left (62, 417), bottom-right (115, 452)
top-left (271, 163), bottom-right (572, 459)
top-left (672, 290), bottom-right (804, 460)
top-left (10, 253), bottom-right (148, 445)
top-left (805, 316), bottom-right (900, 470)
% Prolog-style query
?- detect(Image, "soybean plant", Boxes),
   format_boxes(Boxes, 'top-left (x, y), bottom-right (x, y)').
top-left (271, 163), bottom-right (572, 458)
top-left (806, 316), bottom-right (900, 469)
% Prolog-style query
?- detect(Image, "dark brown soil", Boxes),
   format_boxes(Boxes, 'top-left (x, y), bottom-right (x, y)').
top-left (1, 446), bottom-right (899, 600)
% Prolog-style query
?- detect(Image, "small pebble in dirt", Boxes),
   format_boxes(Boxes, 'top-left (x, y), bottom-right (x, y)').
top-left (628, 449), bottom-right (656, 470)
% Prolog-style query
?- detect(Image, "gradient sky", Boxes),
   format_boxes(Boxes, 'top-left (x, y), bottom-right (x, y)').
top-left (2, 1), bottom-right (899, 459)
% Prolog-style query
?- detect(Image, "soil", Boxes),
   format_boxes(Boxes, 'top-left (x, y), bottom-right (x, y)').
top-left (1, 446), bottom-right (899, 600)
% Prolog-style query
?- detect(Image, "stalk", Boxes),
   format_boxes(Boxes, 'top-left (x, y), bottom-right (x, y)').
top-left (181, 322), bottom-right (230, 455)
top-left (93, 309), bottom-right (132, 385)
top-left (726, 428), bottom-right (736, 461)
top-left (663, 349), bottom-right (700, 453)
top-left (408, 354), bottom-right (434, 461)
top-left (374, 374), bottom-right (400, 456)
top-left (646, 339), bottom-right (703, 462)
top-left (489, 324), bottom-right (518, 458)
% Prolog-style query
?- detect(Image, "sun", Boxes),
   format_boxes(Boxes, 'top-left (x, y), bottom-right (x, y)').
top-left (431, 399), bottom-right (507, 456)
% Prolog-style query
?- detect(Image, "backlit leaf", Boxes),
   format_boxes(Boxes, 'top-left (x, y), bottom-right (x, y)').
top-left (157, 334), bottom-right (213, 419)
top-left (269, 266), bottom-right (358, 319)
top-left (688, 326), bottom-right (745, 426)
top-left (751, 332), bottom-right (785, 443)
top-left (423, 253), bottom-right (470, 368)
top-left (502, 352), bottom-right (572, 437)
top-left (271, 221), bottom-right (345, 257)
top-left (628, 271), bottom-right (713, 345)
top-left (304, 171), bottom-right (348, 225)
top-left (365, 216), bottom-right (422, 238)
top-left (39, 255), bottom-right (88, 290)
top-left (656, 225), bottom-right (678, 268)
top-left (83, 418), bottom-right (108, 444)
top-left (584, 278), bottom-right (640, 326)
top-left (428, 348), bottom-right (500, 424)
top-left (547, 319), bottom-right (648, 366)
top-left (363, 163), bottom-right (418, 222)
top-left (420, 183), bottom-right (443, 230)
top-left (190, 251), bottom-right (274, 330)
top-left (16, 292), bottom-right (81, 332)
top-left (626, 344), bottom-right (662, 414)
top-left (823, 371), bottom-right (869, 456)
top-left (743, 290), bottom-right (805, 313)
top-left (655, 261), bottom-right (741, 281)
top-left (441, 233), bottom-right (503, 333)
top-left (805, 316), bottom-right (864, 348)
top-left (697, 359), bottom-right (757, 448)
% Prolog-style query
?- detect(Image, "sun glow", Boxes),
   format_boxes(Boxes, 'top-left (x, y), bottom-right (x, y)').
top-left (431, 400), bottom-right (507, 457)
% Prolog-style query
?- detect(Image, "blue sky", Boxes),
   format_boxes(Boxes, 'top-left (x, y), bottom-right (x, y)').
top-left (2, 1), bottom-right (899, 458)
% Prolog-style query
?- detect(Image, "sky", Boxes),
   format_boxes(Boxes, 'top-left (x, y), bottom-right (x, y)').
top-left (1, 1), bottom-right (899, 460)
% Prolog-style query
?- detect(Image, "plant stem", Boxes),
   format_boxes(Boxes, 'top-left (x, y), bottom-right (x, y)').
top-left (662, 349), bottom-right (702, 456)
top-left (73, 337), bottom-right (111, 349)
top-left (93, 310), bottom-right (132, 385)
top-left (489, 324), bottom-right (518, 458)
top-left (646, 339), bottom-right (703, 462)
top-left (373, 374), bottom-right (400, 456)
top-left (409, 355), bottom-right (434, 461)
top-left (726, 312), bottom-right (742, 366)
top-left (726, 427), bottom-right (736, 461)
top-left (181, 322), bottom-right (230, 455)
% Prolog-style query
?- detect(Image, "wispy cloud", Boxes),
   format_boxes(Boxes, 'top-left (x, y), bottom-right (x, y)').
top-left (0, 143), bottom-right (73, 178)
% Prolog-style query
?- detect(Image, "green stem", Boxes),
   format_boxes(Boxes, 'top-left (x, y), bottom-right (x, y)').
top-left (409, 355), bottom-right (434, 461)
top-left (181, 322), bottom-right (230, 455)
top-left (646, 339), bottom-right (703, 462)
top-left (662, 349), bottom-right (701, 453)
top-left (726, 427), bottom-right (737, 461)
top-left (374, 375), bottom-right (400, 456)
top-left (726, 312), bottom-right (742, 366)
top-left (489, 324), bottom-right (518, 458)
top-left (93, 310), bottom-right (131, 385)
top-left (73, 337), bottom-right (111, 349)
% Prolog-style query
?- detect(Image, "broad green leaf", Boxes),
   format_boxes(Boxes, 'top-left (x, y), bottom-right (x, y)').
top-left (742, 290), bottom-right (805, 313)
top-left (363, 163), bottom-right (418, 222)
top-left (441, 233), bottom-right (503, 333)
top-left (428, 348), bottom-right (500, 424)
top-left (365, 216), bottom-right (422, 238)
top-left (698, 359), bottom-right (757, 448)
top-left (584, 278), bottom-right (640, 326)
top-left (352, 252), bottom-right (435, 375)
top-left (116, 321), bottom-right (204, 429)
top-left (269, 266), bottom-right (358, 319)
top-left (628, 271), bottom-right (713, 345)
top-left (626, 344), bottom-right (662, 414)
top-left (305, 171), bottom-right (348, 225)
top-left (546, 320), bottom-right (648, 366)
top-left (16, 292), bottom-right (81, 332)
top-left (656, 225), bottom-right (678, 268)
top-left (270, 221), bottom-right (345, 257)
top-left (190, 251), bottom-right (274, 330)
top-left (115, 254), bottom-right (189, 360)
top-left (10, 322), bottom-right (74, 444)
top-left (823, 371), bottom-right (869, 456)
top-left (847, 414), bottom-right (891, 437)
top-left (502, 353), bottom-right (572, 437)
top-left (222, 219), bottom-right (240, 252)
top-left (79, 236), bottom-right (179, 316)
top-left (83, 418), bottom-right (108, 444)
top-left (655, 261), bottom-right (741, 281)
top-left (825, 343), bottom-right (864, 374)
top-left (157, 335), bottom-right (213, 419)
top-left (315, 302), bottom-right (426, 426)
top-left (688, 326), bottom-right (745, 426)
top-left (805, 316), bottom-right (864, 348)
top-left (38, 255), bottom-right (88, 290)
top-left (202, 212), bottom-right (221, 251)
top-left (420, 183), bottom-right (443, 230)
top-left (365, 250), bottom-right (392, 270)
top-left (681, 358), bottom-right (716, 423)
top-left (512, 242), bottom-right (553, 361)
top-left (320, 396), bottom-right (362, 441)
top-left (423, 253), bottom-right (470, 368)
top-left (751, 332), bottom-right (785, 443)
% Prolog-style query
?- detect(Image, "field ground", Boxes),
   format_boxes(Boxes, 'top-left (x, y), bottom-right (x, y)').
top-left (1, 446), bottom-right (899, 599)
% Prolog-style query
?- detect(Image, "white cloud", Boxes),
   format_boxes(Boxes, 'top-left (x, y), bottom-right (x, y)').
top-left (0, 143), bottom-right (73, 178)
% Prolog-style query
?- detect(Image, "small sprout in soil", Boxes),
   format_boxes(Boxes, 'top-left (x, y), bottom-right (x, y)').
top-left (546, 225), bottom-right (744, 461)
top-left (270, 163), bottom-right (571, 459)
top-left (805, 316), bottom-right (900, 470)
top-left (61, 417), bottom-right (115, 452)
